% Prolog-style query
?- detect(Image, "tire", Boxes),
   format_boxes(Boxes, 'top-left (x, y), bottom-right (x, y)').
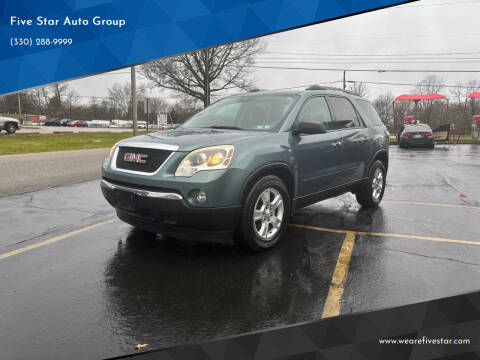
top-left (6, 123), bottom-right (17, 134)
top-left (355, 160), bottom-right (386, 207)
top-left (429, 143), bottom-right (435, 149)
top-left (234, 175), bottom-right (291, 252)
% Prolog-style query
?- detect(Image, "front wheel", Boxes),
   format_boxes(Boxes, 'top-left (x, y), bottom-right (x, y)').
top-left (355, 160), bottom-right (386, 207)
top-left (6, 123), bottom-right (17, 134)
top-left (234, 175), bottom-right (291, 252)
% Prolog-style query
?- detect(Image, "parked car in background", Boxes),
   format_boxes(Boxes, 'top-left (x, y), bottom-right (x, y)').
top-left (398, 123), bottom-right (435, 148)
top-left (45, 118), bottom-right (60, 126)
top-left (0, 116), bottom-right (21, 134)
top-left (59, 119), bottom-right (70, 126)
top-left (111, 120), bottom-right (133, 128)
top-left (66, 120), bottom-right (87, 127)
top-left (90, 120), bottom-right (111, 128)
top-left (74, 120), bottom-right (88, 127)
top-left (101, 86), bottom-right (389, 252)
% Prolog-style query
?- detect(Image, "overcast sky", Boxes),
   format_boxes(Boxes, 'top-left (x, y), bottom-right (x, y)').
top-left (68, 0), bottom-right (480, 102)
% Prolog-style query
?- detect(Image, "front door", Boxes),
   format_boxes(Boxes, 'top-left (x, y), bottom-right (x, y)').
top-left (291, 96), bottom-right (345, 197)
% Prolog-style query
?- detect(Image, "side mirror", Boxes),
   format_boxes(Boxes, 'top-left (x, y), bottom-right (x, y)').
top-left (293, 121), bottom-right (327, 135)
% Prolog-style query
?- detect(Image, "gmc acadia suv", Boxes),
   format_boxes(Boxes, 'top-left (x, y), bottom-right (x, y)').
top-left (101, 86), bottom-right (389, 252)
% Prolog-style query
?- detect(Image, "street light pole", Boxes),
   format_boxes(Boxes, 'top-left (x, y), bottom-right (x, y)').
top-left (17, 93), bottom-right (22, 124)
top-left (343, 70), bottom-right (346, 90)
top-left (131, 65), bottom-right (138, 136)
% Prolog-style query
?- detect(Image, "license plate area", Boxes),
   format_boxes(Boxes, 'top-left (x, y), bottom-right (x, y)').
top-left (413, 134), bottom-right (423, 139)
top-left (116, 189), bottom-right (136, 211)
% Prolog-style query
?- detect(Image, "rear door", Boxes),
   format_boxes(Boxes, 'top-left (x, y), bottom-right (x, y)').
top-left (290, 96), bottom-right (345, 197)
top-left (327, 96), bottom-right (371, 183)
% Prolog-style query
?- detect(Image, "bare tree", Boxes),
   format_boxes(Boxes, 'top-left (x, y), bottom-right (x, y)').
top-left (141, 39), bottom-right (265, 108)
top-left (414, 75), bottom-right (446, 127)
top-left (373, 93), bottom-right (395, 127)
top-left (450, 80), bottom-right (480, 106)
top-left (347, 81), bottom-right (369, 98)
top-left (415, 75), bottom-right (445, 94)
top-left (108, 82), bottom-right (146, 119)
top-left (48, 83), bottom-right (71, 116)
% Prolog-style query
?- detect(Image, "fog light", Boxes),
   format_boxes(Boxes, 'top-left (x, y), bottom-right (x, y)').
top-left (196, 191), bottom-right (207, 203)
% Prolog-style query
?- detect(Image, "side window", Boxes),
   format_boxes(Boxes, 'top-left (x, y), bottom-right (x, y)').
top-left (355, 100), bottom-right (383, 126)
top-left (297, 97), bottom-right (333, 130)
top-left (328, 97), bottom-right (362, 129)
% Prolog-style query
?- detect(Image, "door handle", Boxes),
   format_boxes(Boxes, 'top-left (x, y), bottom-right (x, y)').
top-left (362, 137), bottom-right (370, 142)
top-left (331, 141), bottom-right (342, 147)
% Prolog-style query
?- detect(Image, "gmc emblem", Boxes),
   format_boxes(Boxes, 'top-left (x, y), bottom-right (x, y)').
top-left (123, 153), bottom-right (148, 164)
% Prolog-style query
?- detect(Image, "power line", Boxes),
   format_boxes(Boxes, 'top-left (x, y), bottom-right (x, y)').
top-left (267, 32), bottom-right (480, 43)
top-left (348, 80), bottom-right (480, 89)
top-left (255, 60), bottom-right (480, 65)
top-left (238, 65), bottom-right (480, 73)
top-left (263, 50), bottom-right (480, 57)
top-left (259, 56), bottom-right (480, 61)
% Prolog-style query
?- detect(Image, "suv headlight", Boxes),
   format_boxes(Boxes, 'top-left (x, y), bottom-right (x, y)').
top-left (175, 145), bottom-right (234, 177)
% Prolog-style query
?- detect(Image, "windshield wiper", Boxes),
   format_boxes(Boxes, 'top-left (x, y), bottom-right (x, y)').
top-left (208, 125), bottom-right (243, 130)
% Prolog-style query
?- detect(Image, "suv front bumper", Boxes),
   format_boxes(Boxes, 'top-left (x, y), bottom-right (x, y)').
top-left (101, 179), bottom-right (241, 241)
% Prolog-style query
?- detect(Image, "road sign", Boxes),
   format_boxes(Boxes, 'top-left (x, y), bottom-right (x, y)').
top-left (157, 113), bottom-right (167, 126)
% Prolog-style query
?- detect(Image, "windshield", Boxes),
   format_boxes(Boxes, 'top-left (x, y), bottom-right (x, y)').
top-left (181, 94), bottom-right (299, 131)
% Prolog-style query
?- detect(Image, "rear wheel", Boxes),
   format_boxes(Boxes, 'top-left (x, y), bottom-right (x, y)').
top-left (6, 123), bottom-right (17, 134)
top-left (235, 175), bottom-right (290, 252)
top-left (355, 160), bottom-right (386, 207)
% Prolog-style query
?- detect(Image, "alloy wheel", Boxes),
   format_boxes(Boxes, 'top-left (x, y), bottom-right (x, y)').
top-left (253, 187), bottom-right (285, 241)
top-left (372, 168), bottom-right (384, 201)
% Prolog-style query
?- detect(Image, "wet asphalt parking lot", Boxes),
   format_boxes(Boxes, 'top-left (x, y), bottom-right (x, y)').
top-left (0, 145), bottom-right (479, 359)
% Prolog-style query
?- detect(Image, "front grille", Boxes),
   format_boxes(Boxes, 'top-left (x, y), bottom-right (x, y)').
top-left (116, 146), bottom-right (172, 173)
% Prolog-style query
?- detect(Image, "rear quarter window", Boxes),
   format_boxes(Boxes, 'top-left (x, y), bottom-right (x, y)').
top-left (355, 99), bottom-right (383, 126)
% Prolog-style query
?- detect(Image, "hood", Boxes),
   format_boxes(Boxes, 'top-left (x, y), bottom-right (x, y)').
top-left (120, 127), bottom-right (270, 152)
top-left (0, 116), bottom-right (19, 123)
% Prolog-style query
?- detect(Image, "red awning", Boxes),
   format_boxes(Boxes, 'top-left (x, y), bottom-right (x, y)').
top-left (468, 92), bottom-right (480, 99)
top-left (395, 93), bottom-right (446, 101)
top-left (473, 115), bottom-right (480, 121)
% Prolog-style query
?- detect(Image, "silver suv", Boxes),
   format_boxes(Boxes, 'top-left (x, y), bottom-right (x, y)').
top-left (0, 116), bottom-right (21, 134)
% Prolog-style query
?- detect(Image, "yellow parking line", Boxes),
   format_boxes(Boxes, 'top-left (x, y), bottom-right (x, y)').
top-left (322, 231), bottom-right (356, 318)
top-left (290, 224), bottom-right (480, 246)
top-left (384, 200), bottom-right (480, 211)
top-left (0, 218), bottom-right (117, 261)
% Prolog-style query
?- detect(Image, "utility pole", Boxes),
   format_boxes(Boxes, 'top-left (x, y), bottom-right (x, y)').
top-left (17, 92), bottom-right (22, 124)
top-left (131, 65), bottom-right (138, 136)
top-left (343, 70), bottom-right (346, 91)
top-left (146, 97), bottom-right (149, 133)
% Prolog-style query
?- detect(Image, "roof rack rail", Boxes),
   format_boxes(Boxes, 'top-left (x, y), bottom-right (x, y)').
top-left (248, 88), bottom-right (262, 92)
top-left (305, 85), bottom-right (361, 97)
